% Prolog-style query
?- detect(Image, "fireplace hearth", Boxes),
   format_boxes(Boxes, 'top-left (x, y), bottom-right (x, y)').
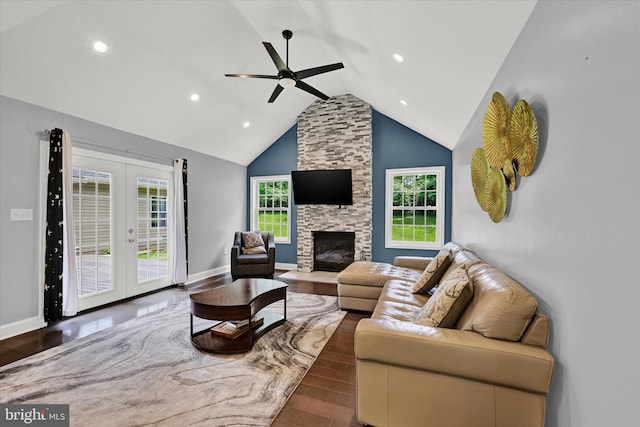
top-left (313, 231), bottom-right (355, 272)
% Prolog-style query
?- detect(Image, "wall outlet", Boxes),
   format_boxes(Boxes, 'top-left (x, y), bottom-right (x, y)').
top-left (224, 248), bottom-right (228, 255)
top-left (10, 208), bottom-right (33, 221)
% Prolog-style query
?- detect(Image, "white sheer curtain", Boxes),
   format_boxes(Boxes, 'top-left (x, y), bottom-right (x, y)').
top-left (62, 130), bottom-right (79, 316)
top-left (173, 158), bottom-right (188, 284)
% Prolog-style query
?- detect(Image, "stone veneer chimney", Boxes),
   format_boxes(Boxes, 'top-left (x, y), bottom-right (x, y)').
top-left (296, 94), bottom-right (372, 272)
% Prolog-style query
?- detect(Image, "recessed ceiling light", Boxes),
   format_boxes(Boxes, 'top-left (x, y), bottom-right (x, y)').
top-left (190, 93), bottom-right (200, 102)
top-left (243, 122), bottom-right (251, 128)
top-left (393, 53), bottom-right (404, 63)
top-left (400, 99), bottom-right (409, 106)
top-left (91, 39), bottom-right (109, 54)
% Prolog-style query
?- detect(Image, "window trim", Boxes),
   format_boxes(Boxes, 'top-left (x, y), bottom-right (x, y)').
top-left (385, 166), bottom-right (445, 250)
top-left (250, 175), bottom-right (291, 244)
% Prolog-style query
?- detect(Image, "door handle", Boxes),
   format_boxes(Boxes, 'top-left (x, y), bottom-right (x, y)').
top-left (128, 238), bottom-right (135, 243)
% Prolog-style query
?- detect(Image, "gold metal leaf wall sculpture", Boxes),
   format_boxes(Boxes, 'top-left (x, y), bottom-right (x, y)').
top-left (471, 148), bottom-right (490, 211)
top-left (484, 167), bottom-right (507, 223)
top-left (472, 91), bottom-right (540, 222)
top-left (482, 92), bottom-right (512, 168)
top-left (509, 99), bottom-right (539, 176)
top-left (503, 159), bottom-right (516, 191)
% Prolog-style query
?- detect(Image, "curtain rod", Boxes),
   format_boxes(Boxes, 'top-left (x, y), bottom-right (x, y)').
top-left (42, 129), bottom-right (177, 164)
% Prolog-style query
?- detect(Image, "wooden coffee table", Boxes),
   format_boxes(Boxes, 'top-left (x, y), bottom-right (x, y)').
top-left (189, 278), bottom-right (287, 354)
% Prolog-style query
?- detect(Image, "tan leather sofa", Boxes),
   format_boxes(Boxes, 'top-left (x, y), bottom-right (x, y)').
top-left (344, 242), bottom-right (554, 427)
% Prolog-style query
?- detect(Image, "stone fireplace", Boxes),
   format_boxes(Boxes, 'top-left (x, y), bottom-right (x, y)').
top-left (296, 94), bottom-right (372, 272)
top-left (313, 231), bottom-right (355, 272)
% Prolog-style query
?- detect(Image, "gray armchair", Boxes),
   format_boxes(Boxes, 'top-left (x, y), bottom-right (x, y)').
top-left (230, 231), bottom-right (276, 281)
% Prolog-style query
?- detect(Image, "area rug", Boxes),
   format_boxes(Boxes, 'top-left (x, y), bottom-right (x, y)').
top-left (278, 270), bottom-right (339, 284)
top-left (0, 293), bottom-right (346, 426)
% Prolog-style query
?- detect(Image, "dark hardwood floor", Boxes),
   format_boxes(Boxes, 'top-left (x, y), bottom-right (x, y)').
top-left (0, 271), bottom-right (369, 427)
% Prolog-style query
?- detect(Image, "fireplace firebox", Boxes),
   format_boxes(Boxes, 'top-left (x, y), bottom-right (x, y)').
top-left (313, 231), bottom-right (355, 272)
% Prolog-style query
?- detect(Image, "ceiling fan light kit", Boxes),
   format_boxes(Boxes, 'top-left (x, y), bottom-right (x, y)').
top-left (225, 29), bottom-right (344, 103)
top-left (279, 77), bottom-right (296, 88)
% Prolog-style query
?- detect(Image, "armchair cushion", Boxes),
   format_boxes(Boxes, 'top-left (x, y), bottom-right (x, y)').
top-left (241, 246), bottom-right (267, 255)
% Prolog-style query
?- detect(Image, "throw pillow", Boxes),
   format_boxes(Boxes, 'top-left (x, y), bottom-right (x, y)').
top-left (242, 245), bottom-right (267, 255)
top-left (414, 265), bottom-right (473, 328)
top-left (412, 248), bottom-right (452, 294)
top-left (241, 230), bottom-right (264, 249)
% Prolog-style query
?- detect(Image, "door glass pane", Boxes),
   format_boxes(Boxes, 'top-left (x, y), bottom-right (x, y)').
top-left (137, 177), bottom-right (169, 284)
top-left (73, 168), bottom-right (113, 296)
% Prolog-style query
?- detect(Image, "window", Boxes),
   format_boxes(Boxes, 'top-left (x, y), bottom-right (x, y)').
top-left (72, 167), bottom-right (113, 296)
top-left (251, 175), bottom-right (291, 244)
top-left (385, 167), bottom-right (445, 249)
top-left (149, 196), bottom-right (167, 228)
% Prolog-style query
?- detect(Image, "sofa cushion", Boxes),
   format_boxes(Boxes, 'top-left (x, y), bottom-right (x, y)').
top-left (338, 261), bottom-right (422, 287)
top-left (439, 250), bottom-right (483, 283)
top-left (373, 299), bottom-right (423, 322)
top-left (412, 249), bottom-right (452, 294)
top-left (379, 280), bottom-right (430, 309)
top-left (415, 265), bottom-right (473, 328)
top-left (456, 264), bottom-right (538, 341)
top-left (241, 230), bottom-right (264, 248)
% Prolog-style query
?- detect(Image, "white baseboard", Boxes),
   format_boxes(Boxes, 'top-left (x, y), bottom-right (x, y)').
top-left (0, 315), bottom-right (46, 340)
top-left (276, 262), bottom-right (297, 271)
top-left (184, 266), bottom-right (229, 284)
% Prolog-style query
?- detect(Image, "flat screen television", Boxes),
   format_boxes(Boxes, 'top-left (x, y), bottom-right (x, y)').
top-left (291, 169), bottom-right (353, 206)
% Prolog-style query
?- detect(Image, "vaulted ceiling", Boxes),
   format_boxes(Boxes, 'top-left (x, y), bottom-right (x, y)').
top-left (0, 0), bottom-right (536, 165)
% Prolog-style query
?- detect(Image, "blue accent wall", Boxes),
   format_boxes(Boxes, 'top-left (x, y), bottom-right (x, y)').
top-left (247, 111), bottom-right (452, 265)
top-left (372, 110), bottom-right (452, 263)
top-left (246, 125), bottom-right (298, 264)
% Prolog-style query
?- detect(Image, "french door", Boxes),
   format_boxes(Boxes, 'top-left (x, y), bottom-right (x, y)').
top-left (72, 150), bottom-right (173, 311)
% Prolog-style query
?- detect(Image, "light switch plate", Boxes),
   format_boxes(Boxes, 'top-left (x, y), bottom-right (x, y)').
top-left (10, 208), bottom-right (33, 221)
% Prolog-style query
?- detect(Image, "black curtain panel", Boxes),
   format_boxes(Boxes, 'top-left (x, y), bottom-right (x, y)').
top-left (44, 128), bottom-right (65, 322)
top-left (182, 159), bottom-right (189, 274)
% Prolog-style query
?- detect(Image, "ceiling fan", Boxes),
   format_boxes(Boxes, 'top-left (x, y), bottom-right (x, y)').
top-left (225, 29), bottom-right (344, 103)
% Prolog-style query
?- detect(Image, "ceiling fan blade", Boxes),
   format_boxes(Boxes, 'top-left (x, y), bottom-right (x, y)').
top-left (268, 84), bottom-right (284, 103)
top-left (263, 42), bottom-right (287, 72)
top-left (296, 62), bottom-right (344, 80)
top-left (225, 73), bottom-right (278, 79)
top-left (295, 80), bottom-right (329, 100)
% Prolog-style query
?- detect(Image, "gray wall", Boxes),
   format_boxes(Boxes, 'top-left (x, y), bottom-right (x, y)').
top-left (452, 2), bottom-right (639, 426)
top-left (0, 95), bottom-right (246, 329)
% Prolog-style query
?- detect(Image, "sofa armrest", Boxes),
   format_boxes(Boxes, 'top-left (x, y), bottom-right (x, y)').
top-left (393, 256), bottom-right (432, 271)
top-left (354, 319), bottom-right (553, 394)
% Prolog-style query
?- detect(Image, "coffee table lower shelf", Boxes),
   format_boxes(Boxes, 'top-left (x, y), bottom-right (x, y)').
top-left (191, 311), bottom-right (285, 354)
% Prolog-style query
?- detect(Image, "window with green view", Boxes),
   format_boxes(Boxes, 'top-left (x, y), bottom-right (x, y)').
top-left (385, 167), bottom-right (445, 249)
top-left (251, 175), bottom-right (290, 244)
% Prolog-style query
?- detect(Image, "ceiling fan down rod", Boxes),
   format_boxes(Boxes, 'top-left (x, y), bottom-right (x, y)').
top-left (282, 29), bottom-right (292, 68)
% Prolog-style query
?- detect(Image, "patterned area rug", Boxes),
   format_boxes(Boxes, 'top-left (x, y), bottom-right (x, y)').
top-left (0, 293), bottom-right (345, 426)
